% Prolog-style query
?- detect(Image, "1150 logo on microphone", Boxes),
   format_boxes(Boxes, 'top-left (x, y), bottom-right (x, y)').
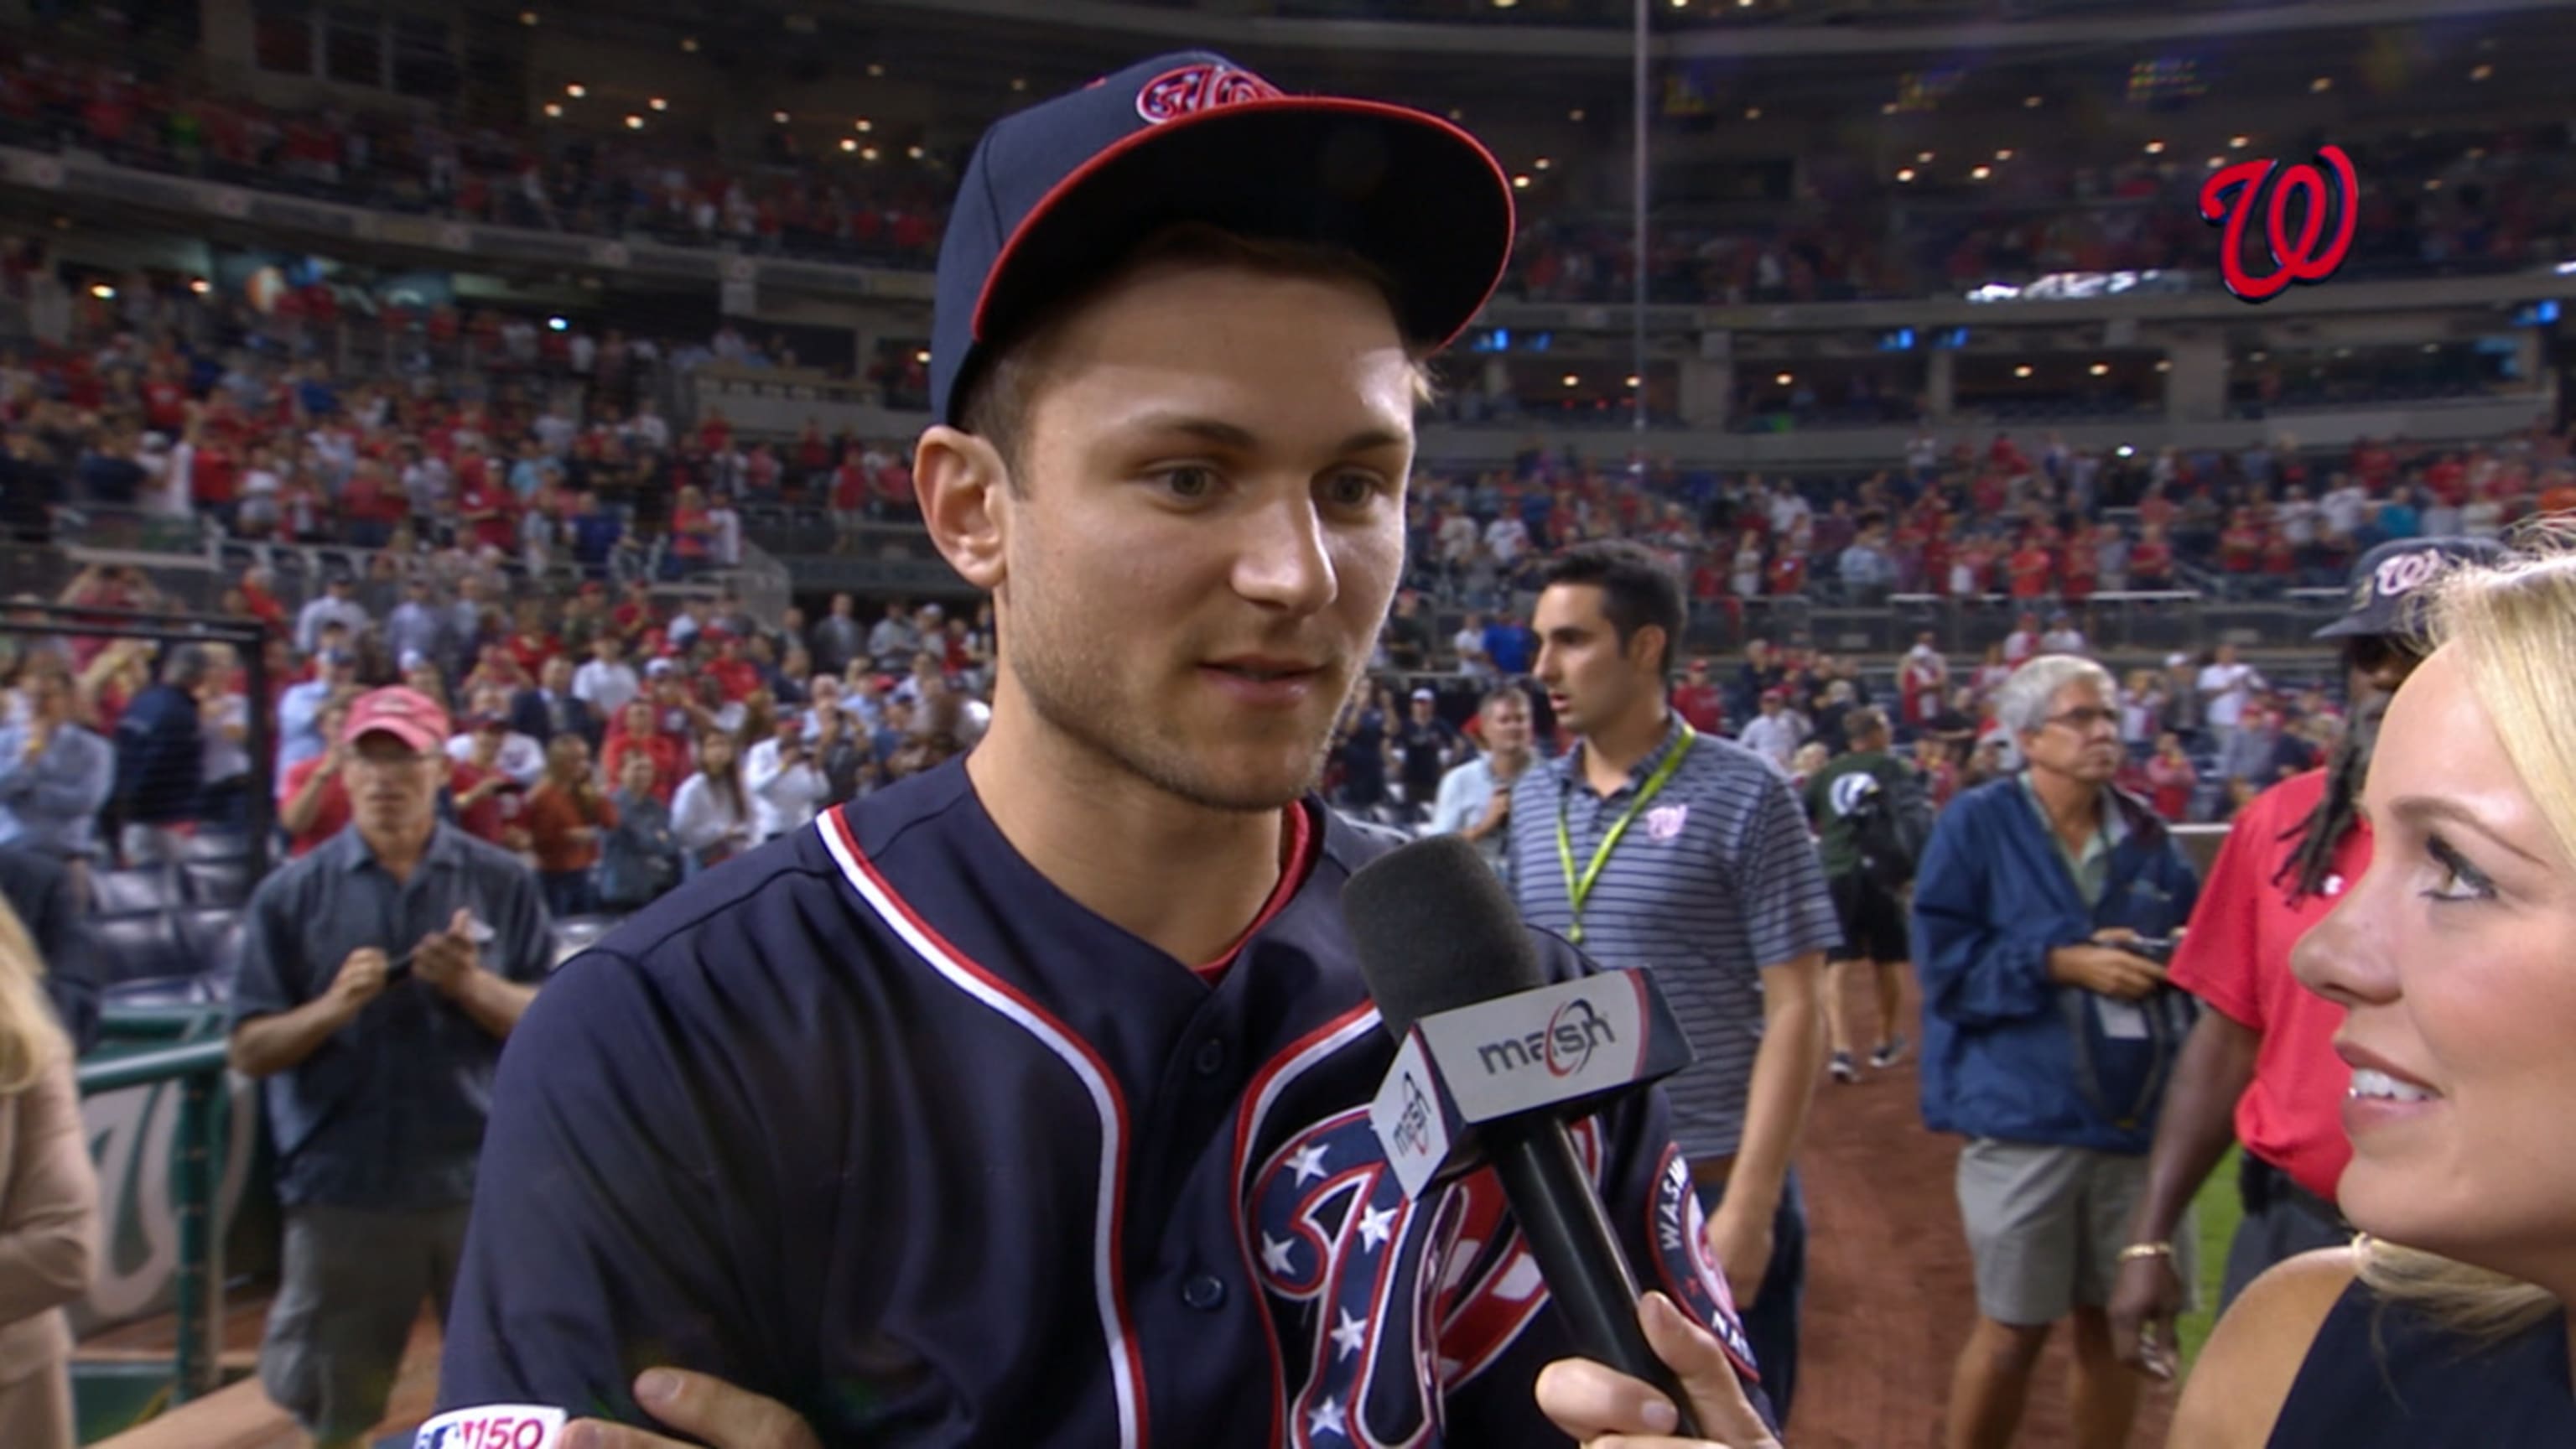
top-left (2199, 144), bottom-right (2358, 304)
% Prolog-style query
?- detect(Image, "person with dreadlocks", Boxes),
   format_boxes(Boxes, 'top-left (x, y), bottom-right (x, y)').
top-left (2103, 537), bottom-right (2508, 1382)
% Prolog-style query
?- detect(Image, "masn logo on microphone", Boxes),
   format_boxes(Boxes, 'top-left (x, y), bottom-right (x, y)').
top-left (1475, 999), bottom-right (1616, 1078)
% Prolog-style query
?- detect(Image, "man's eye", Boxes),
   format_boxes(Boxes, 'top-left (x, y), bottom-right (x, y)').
top-left (1156, 466), bottom-right (1218, 501)
top-left (1322, 472), bottom-right (1385, 509)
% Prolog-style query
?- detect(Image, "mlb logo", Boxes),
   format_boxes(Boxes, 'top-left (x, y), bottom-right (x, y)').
top-left (1644, 804), bottom-right (1689, 842)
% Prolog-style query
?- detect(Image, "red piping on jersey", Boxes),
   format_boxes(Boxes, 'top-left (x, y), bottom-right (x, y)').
top-left (1192, 802), bottom-right (1317, 979)
top-left (1232, 997), bottom-right (1381, 1449)
top-left (819, 805), bottom-right (1153, 1448)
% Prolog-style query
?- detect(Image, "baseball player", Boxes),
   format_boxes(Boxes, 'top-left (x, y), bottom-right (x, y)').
top-left (435, 53), bottom-right (1773, 1449)
top-left (2106, 537), bottom-right (2506, 1377)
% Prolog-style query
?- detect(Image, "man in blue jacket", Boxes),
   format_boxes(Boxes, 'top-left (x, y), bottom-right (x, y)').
top-left (1914, 653), bottom-right (2201, 1449)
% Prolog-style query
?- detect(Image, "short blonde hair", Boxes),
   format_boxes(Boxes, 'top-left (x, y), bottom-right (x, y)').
top-left (0, 896), bottom-right (69, 1095)
top-left (2359, 525), bottom-right (2576, 1343)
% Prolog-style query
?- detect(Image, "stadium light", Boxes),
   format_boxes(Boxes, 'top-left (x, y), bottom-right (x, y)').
top-left (2143, 140), bottom-right (2165, 154)
top-left (1971, 165), bottom-right (1992, 180)
top-left (543, 102), bottom-right (563, 118)
top-left (1569, 108), bottom-right (1585, 122)
top-left (1512, 174), bottom-right (1531, 189)
top-left (2090, 362), bottom-right (2111, 377)
top-left (1625, 375), bottom-right (1641, 388)
top-left (2156, 359), bottom-right (2172, 372)
top-left (2117, 444), bottom-right (2136, 457)
top-left (916, 350), bottom-right (932, 364)
top-left (855, 119), bottom-right (873, 132)
top-left (548, 317), bottom-right (569, 332)
top-left (773, 110), bottom-right (790, 123)
top-left (2309, 76), bottom-right (2333, 92)
top-left (1881, 102), bottom-right (1898, 116)
top-left (90, 283), bottom-right (114, 299)
top-left (1561, 373), bottom-right (1579, 387)
top-left (2230, 134), bottom-right (2250, 148)
top-left (1534, 158), bottom-right (1552, 171)
top-left (1745, 106), bottom-right (1761, 120)
top-left (649, 97), bottom-right (667, 112)
top-left (840, 138), bottom-right (857, 153)
top-left (1917, 150), bottom-right (1935, 163)
top-left (1774, 372), bottom-right (1793, 386)
top-left (2023, 95), bottom-right (2043, 108)
top-left (565, 83), bottom-right (585, 98)
top-left (2206, 156), bottom-right (2223, 169)
top-left (625, 114), bottom-right (644, 130)
top-left (189, 278), bottom-right (210, 295)
top-left (1994, 148), bottom-right (2013, 161)
top-left (2014, 365), bottom-right (2033, 378)
top-left (2471, 64), bottom-right (2494, 81)
top-left (906, 146), bottom-right (924, 159)
top-left (1896, 168), bottom-right (1915, 182)
top-left (1493, 0), bottom-right (1518, 8)
top-left (681, 36), bottom-right (699, 52)
top-left (1010, 78), bottom-right (1028, 92)
top-left (860, 146), bottom-right (880, 161)
top-left (519, 10), bottom-right (538, 23)
top-left (867, 63), bottom-right (885, 77)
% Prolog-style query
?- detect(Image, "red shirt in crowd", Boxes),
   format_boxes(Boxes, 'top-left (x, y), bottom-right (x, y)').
top-left (278, 755), bottom-right (351, 858)
top-left (2166, 771), bottom-right (2365, 1202)
top-left (2007, 545), bottom-right (2054, 598)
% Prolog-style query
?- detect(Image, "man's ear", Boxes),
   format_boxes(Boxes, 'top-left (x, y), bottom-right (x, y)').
top-left (1626, 623), bottom-right (1670, 678)
top-left (915, 425), bottom-right (1010, 592)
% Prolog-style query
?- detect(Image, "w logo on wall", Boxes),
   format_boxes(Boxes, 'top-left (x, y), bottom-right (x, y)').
top-left (2199, 146), bottom-right (2359, 304)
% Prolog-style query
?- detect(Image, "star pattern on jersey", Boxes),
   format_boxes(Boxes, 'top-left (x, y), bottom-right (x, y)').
top-left (1287, 1142), bottom-right (1332, 1186)
top-left (1261, 1232), bottom-right (1299, 1277)
top-left (1330, 1309), bottom-right (1368, 1360)
top-left (1358, 1202), bottom-right (1397, 1251)
top-left (1306, 1398), bottom-right (1348, 1439)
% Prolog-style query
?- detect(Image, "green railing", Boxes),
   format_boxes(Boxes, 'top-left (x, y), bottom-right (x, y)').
top-left (74, 1014), bottom-right (235, 1417)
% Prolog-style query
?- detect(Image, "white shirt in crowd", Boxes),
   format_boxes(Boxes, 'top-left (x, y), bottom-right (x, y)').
top-left (742, 736), bottom-right (830, 843)
top-left (295, 594), bottom-right (372, 656)
top-left (446, 731), bottom-right (547, 787)
top-left (2197, 660), bottom-right (2264, 730)
top-left (671, 772), bottom-right (753, 860)
top-left (2040, 626), bottom-right (2088, 655)
top-left (572, 659), bottom-right (641, 720)
top-left (1737, 710), bottom-right (1805, 775)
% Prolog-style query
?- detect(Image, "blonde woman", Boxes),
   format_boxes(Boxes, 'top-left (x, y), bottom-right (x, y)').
top-left (2174, 544), bottom-right (2576, 1446)
top-left (0, 896), bottom-right (100, 1449)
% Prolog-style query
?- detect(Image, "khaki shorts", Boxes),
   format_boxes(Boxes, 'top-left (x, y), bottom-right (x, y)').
top-left (1955, 1139), bottom-right (2195, 1327)
top-left (259, 1202), bottom-right (470, 1441)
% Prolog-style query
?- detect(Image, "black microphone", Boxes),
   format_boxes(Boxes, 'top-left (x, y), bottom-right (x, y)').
top-left (1343, 834), bottom-right (1703, 1439)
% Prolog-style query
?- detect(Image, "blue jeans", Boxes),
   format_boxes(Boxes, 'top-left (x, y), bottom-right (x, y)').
top-left (1695, 1166), bottom-right (1808, 1427)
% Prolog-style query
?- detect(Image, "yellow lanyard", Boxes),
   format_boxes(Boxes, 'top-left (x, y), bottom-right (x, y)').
top-left (1555, 724), bottom-right (1696, 945)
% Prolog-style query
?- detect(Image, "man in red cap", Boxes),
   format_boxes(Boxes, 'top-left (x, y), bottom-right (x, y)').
top-left (226, 686), bottom-right (553, 1449)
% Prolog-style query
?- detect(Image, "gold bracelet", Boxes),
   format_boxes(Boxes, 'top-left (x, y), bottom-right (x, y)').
top-left (2118, 1242), bottom-right (2176, 1262)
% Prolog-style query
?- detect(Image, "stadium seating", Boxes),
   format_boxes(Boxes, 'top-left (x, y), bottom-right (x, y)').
top-left (91, 865), bottom-right (181, 919)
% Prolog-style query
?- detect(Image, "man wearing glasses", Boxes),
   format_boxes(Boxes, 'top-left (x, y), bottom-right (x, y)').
top-left (226, 685), bottom-right (552, 1449)
top-left (2105, 538), bottom-right (2508, 1381)
top-left (1911, 654), bottom-right (2204, 1449)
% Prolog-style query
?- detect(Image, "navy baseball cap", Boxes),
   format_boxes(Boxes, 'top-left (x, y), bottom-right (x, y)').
top-left (2314, 535), bottom-right (2511, 640)
top-left (930, 51), bottom-right (1514, 426)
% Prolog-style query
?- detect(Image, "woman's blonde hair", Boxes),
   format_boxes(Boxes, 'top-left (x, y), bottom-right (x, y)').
top-left (0, 895), bottom-right (70, 1094)
top-left (2359, 524), bottom-right (2576, 1343)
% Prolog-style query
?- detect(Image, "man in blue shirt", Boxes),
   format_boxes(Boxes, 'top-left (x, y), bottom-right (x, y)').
top-left (227, 685), bottom-right (549, 1449)
top-left (1914, 654), bottom-right (2201, 1449)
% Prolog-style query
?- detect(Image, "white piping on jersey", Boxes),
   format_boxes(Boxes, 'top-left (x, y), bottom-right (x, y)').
top-left (818, 809), bottom-right (1147, 1449)
top-left (1232, 1004), bottom-right (1384, 1449)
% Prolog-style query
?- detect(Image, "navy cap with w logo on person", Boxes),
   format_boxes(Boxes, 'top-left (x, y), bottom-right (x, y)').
top-left (930, 50), bottom-right (1515, 425)
top-left (2314, 537), bottom-right (2511, 641)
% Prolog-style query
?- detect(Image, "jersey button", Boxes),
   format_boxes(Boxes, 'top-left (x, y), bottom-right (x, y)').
top-left (1182, 1274), bottom-right (1228, 1311)
top-left (1192, 1038), bottom-right (1226, 1077)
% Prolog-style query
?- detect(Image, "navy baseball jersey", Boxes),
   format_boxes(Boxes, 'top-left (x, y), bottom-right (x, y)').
top-left (439, 760), bottom-right (1765, 1446)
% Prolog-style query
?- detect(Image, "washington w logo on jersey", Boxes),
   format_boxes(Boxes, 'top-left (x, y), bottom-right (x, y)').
top-left (1248, 1109), bottom-right (1593, 1446)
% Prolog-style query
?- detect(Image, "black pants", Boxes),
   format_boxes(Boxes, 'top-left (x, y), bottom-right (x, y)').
top-left (2221, 1154), bottom-right (2350, 1311)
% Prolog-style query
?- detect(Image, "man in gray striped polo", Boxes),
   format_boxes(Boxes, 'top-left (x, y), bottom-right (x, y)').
top-left (1508, 539), bottom-right (1841, 1425)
